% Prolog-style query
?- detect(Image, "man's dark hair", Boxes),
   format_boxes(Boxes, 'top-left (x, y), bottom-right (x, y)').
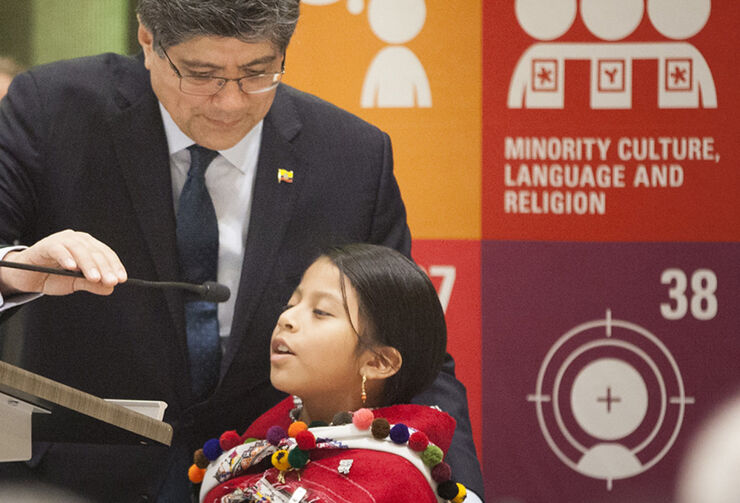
top-left (137, 0), bottom-right (300, 53)
top-left (323, 243), bottom-right (447, 406)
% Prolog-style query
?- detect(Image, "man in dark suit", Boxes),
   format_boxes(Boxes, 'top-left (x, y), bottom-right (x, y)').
top-left (0, 1), bottom-right (484, 501)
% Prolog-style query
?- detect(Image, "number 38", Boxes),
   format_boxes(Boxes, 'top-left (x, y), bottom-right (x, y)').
top-left (660, 268), bottom-right (717, 321)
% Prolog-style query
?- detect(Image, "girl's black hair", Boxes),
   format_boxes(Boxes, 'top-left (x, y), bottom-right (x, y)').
top-left (323, 243), bottom-right (447, 406)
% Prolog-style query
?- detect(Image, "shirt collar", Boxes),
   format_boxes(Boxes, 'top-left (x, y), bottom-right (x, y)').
top-left (158, 102), bottom-right (262, 173)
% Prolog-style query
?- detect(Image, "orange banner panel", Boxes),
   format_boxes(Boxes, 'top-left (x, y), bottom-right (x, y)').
top-left (285, 1), bottom-right (482, 239)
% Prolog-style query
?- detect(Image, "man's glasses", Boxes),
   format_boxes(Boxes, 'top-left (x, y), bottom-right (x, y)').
top-left (160, 45), bottom-right (284, 96)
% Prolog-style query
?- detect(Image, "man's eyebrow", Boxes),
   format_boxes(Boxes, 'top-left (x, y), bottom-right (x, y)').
top-left (179, 54), bottom-right (280, 72)
top-left (239, 54), bottom-right (280, 71)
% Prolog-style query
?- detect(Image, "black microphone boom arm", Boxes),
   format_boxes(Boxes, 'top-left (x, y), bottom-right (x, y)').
top-left (0, 260), bottom-right (230, 303)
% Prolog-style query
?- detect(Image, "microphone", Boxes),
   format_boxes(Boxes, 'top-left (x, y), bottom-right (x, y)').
top-left (0, 260), bottom-right (231, 303)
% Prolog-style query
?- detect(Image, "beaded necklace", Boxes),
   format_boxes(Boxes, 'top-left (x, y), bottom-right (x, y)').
top-left (189, 406), bottom-right (468, 503)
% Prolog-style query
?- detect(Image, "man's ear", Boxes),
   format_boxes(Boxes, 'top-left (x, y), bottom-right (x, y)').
top-left (137, 17), bottom-right (156, 70)
top-left (360, 346), bottom-right (402, 381)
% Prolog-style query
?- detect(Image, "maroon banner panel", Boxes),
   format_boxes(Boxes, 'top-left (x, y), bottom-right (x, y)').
top-left (482, 241), bottom-right (740, 502)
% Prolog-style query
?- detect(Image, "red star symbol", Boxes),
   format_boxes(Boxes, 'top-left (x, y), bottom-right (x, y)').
top-left (671, 66), bottom-right (687, 84)
top-left (537, 67), bottom-right (553, 84)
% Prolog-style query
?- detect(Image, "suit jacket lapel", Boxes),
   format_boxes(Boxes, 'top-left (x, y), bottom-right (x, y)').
top-left (221, 86), bottom-right (303, 374)
top-left (107, 60), bottom-right (188, 395)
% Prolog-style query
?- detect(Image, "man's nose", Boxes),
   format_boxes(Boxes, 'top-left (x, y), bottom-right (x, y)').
top-left (212, 80), bottom-right (248, 109)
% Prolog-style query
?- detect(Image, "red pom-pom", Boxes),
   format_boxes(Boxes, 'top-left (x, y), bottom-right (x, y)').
top-left (295, 430), bottom-right (316, 450)
top-left (352, 408), bottom-right (374, 430)
top-left (408, 431), bottom-right (429, 452)
top-left (288, 421), bottom-right (308, 438)
top-left (431, 461), bottom-right (452, 482)
top-left (219, 430), bottom-right (241, 451)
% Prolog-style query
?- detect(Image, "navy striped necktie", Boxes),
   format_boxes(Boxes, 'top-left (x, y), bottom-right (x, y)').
top-left (177, 144), bottom-right (221, 400)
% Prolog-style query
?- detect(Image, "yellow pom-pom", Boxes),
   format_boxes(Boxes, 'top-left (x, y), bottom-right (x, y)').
top-left (452, 483), bottom-right (467, 503)
top-left (188, 464), bottom-right (206, 484)
top-left (271, 449), bottom-right (291, 471)
top-left (288, 420), bottom-right (308, 438)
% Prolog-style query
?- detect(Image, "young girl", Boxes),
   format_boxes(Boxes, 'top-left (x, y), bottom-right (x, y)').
top-left (189, 244), bottom-right (468, 502)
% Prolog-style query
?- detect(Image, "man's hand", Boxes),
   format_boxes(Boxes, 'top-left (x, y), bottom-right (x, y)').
top-left (0, 229), bottom-right (128, 296)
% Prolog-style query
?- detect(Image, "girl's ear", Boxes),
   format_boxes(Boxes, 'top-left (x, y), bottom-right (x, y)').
top-left (360, 346), bottom-right (402, 380)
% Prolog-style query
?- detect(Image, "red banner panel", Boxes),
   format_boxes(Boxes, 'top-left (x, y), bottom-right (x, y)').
top-left (483, 1), bottom-right (740, 242)
top-left (412, 239), bottom-right (482, 460)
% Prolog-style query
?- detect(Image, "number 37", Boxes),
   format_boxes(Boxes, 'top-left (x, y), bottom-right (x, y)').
top-left (660, 268), bottom-right (717, 321)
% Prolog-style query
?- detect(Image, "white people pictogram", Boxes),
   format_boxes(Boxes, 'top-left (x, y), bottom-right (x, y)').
top-left (360, 0), bottom-right (431, 108)
top-left (301, 0), bottom-right (432, 108)
top-left (508, 0), bottom-right (716, 109)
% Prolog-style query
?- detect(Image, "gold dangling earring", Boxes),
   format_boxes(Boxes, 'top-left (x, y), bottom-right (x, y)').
top-left (361, 374), bottom-right (367, 405)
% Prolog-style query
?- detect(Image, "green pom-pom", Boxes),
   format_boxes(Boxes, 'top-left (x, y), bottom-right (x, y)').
top-left (243, 437), bottom-right (259, 444)
top-left (287, 447), bottom-right (310, 469)
top-left (421, 444), bottom-right (443, 467)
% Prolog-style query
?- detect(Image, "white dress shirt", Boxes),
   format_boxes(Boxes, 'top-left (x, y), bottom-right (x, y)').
top-left (159, 104), bottom-right (261, 350)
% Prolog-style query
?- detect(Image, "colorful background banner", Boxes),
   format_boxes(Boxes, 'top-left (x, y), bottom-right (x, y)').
top-left (288, 1), bottom-right (739, 501)
top-left (5, 1), bottom-right (734, 501)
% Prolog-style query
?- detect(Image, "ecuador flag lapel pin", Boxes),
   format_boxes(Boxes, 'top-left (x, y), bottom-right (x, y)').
top-left (277, 168), bottom-right (294, 184)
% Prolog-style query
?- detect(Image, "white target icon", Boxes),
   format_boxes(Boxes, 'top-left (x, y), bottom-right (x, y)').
top-left (527, 309), bottom-right (695, 490)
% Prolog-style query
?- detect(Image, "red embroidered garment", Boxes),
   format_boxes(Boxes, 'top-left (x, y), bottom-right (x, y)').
top-left (201, 397), bottom-right (457, 503)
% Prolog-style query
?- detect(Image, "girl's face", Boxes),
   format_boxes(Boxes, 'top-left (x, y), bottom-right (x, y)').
top-left (270, 258), bottom-right (368, 407)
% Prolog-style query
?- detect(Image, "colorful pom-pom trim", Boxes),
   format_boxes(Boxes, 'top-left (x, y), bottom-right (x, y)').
top-left (271, 449), bottom-right (291, 471)
top-left (266, 425), bottom-right (287, 446)
top-left (370, 417), bottom-right (390, 439)
top-left (352, 407), bottom-right (374, 430)
top-left (349, 411), bottom-right (467, 501)
top-left (193, 448), bottom-right (209, 469)
top-left (408, 431), bottom-right (429, 452)
top-left (287, 446), bottom-right (310, 469)
top-left (202, 438), bottom-right (222, 461)
top-left (332, 410), bottom-right (353, 425)
top-left (452, 483), bottom-right (467, 503)
top-left (421, 444), bottom-right (444, 467)
top-left (389, 423), bottom-right (410, 444)
top-left (191, 408), bottom-right (467, 502)
top-left (187, 464), bottom-right (206, 484)
top-left (287, 420), bottom-right (308, 438)
top-left (219, 430), bottom-right (241, 451)
top-left (295, 429), bottom-right (316, 450)
top-left (431, 461), bottom-right (452, 483)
